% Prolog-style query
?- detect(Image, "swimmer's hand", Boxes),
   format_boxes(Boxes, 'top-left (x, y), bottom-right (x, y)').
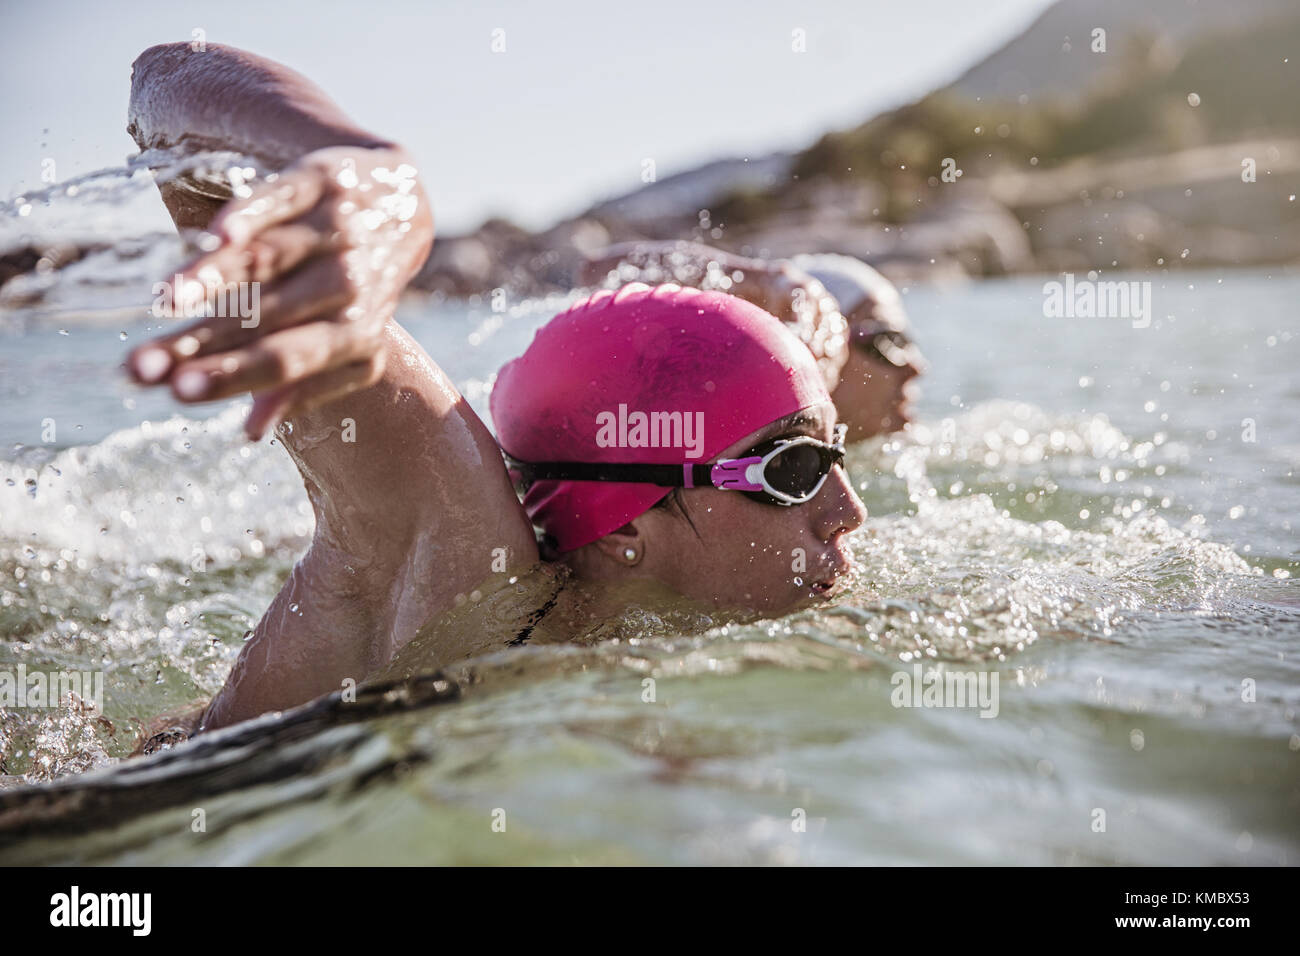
top-left (126, 144), bottom-right (434, 440)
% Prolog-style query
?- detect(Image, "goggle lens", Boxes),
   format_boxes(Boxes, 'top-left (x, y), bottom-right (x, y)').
top-left (765, 443), bottom-right (830, 498)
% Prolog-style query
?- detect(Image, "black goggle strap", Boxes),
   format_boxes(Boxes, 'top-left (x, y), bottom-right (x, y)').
top-left (504, 427), bottom-right (846, 496)
top-left (503, 456), bottom-right (763, 491)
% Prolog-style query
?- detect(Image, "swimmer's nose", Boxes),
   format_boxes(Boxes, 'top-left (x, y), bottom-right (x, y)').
top-left (813, 466), bottom-right (867, 542)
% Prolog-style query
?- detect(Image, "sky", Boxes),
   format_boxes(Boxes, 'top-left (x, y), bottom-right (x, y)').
top-left (1, 0), bottom-right (1055, 234)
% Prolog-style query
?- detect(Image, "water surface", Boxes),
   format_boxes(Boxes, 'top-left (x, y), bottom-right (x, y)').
top-left (0, 181), bottom-right (1296, 863)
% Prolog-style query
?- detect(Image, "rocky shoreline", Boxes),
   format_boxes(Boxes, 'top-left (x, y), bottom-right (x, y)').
top-left (403, 135), bottom-right (1300, 299)
top-left (6, 133), bottom-right (1296, 309)
top-left (7, 0), bottom-right (1299, 306)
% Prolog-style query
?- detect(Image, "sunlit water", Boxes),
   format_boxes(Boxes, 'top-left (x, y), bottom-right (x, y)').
top-left (0, 160), bottom-right (1297, 864)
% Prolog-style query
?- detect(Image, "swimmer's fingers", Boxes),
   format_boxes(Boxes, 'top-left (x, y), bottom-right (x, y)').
top-left (128, 255), bottom-right (361, 382)
top-left (244, 351), bottom-right (388, 441)
top-left (165, 316), bottom-right (380, 408)
top-left (145, 205), bottom-right (349, 333)
top-left (209, 168), bottom-right (325, 247)
top-left (190, 213), bottom-right (345, 287)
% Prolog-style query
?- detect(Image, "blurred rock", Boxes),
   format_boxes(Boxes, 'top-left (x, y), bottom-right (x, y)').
top-left (0, 242), bottom-right (106, 292)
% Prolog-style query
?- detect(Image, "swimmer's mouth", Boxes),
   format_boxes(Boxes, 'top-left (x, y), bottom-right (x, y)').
top-left (807, 575), bottom-right (851, 603)
top-left (808, 563), bottom-right (851, 598)
top-left (808, 546), bottom-right (855, 598)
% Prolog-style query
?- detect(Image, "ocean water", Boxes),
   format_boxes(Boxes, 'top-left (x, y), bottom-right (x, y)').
top-left (0, 172), bottom-right (1297, 863)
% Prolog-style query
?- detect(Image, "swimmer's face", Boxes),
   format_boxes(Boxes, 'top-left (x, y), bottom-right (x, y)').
top-left (831, 302), bottom-right (925, 444)
top-left (591, 402), bottom-right (868, 614)
top-left (832, 349), bottom-right (921, 443)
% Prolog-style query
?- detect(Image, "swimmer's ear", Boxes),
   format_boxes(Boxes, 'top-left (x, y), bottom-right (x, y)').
top-left (591, 522), bottom-right (645, 567)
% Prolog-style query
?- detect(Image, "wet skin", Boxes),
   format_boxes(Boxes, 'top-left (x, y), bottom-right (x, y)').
top-left (563, 401), bottom-right (866, 615)
top-left (123, 43), bottom-right (868, 733)
top-left (834, 345), bottom-right (923, 442)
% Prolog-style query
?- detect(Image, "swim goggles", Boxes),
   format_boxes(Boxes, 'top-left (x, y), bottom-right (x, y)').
top-left (505, 423), bottom-right (848, 507)
top-left (852, 319), bottom-right (918, 368)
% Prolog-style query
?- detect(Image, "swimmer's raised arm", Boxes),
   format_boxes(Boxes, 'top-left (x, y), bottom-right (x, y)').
top-left (128, 42), bottom-right (398, 229)
top-left (126, 42), bottom-right (434, 437)
top-left (123, 43), bottom-right (537, 730)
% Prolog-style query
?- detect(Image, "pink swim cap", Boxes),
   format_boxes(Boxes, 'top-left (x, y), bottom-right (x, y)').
top-left (491, 283), bottom-right (830, 552)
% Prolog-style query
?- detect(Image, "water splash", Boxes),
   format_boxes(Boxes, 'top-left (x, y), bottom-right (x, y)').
top-left (0, 396), bottom-right (1269, 786)
top-left (1, 149), bottom-right (266, 323)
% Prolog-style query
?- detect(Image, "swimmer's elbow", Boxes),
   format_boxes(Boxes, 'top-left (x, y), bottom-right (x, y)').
top-left (132, 41), bottom-right (189, 71)
top-left (127, 41), bottom-right (243, 148)
top-left (127, 43), bottom-right (192, 149)
top-left (129, 41), bottom-right (198, 99)
top-left (131, 40), bottom-right (240, 78)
